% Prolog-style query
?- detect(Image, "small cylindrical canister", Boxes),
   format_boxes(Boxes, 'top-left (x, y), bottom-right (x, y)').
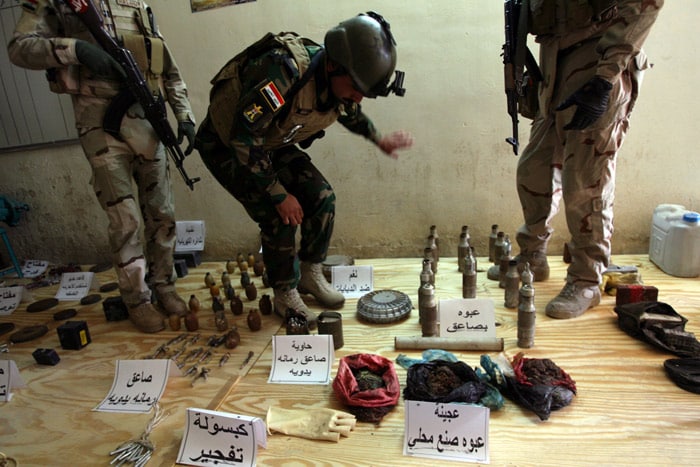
top-left (517, 280), bottom-right (536, 348)
top-left (418, 283), bottom-right (438, 337)
top-left (504, 259), bottom-right (520, 308)
top-left (285, 308), bottom-right (308, 335)
top-left (318, 311), bottom-right (344, 349)
top-left (462, 249), bottom-right (477, 299)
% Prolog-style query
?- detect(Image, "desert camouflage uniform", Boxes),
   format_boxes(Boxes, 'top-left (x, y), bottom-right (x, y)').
top-left (516, 0), bottom-right (663, 286)
top-left (197, 33), bottom-right (381, 291)
top-left (8, 0), bottom-right (195, 307)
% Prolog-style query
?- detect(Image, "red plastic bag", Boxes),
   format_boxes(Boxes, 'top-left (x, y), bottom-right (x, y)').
top-left (332, 354), bottom-right (400, 423)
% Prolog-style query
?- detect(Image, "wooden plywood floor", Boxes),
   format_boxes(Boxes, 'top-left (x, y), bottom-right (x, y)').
top-left (1, 254), bottom-right (699, 466)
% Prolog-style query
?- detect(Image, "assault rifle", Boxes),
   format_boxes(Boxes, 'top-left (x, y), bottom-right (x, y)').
top-left (63, 0), bottom-right (200, 190)
top-left (502, 0), bottom-right (541, 155)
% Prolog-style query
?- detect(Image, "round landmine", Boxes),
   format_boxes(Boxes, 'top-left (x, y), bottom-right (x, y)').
top-left (356, 289), bottom-right (412, 324)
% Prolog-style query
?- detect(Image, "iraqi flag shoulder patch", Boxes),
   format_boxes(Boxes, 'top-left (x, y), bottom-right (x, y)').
top-left (259, 81), bottom-right (285, 112)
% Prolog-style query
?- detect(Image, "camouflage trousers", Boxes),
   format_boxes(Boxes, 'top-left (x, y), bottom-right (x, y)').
top-left (516, 114), bottom-right (629, 285)
top-left (197, 121), bottom-right (335, 292)
top-left (515, 42), bottom-right (642, 286)
top-left (79, 125), bottom-right (178, 306)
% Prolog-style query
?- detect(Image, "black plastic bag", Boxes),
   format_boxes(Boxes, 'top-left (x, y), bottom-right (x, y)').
top-left (480, 353), bottom-right (576, 421)
top-left (403, 360), bottom-right (488, 404)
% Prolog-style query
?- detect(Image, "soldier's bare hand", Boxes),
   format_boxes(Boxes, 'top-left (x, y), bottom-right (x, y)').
top-left (275, 194), bottom-right (304, 226)
top-left (378, 130), bottom-right (413, 159)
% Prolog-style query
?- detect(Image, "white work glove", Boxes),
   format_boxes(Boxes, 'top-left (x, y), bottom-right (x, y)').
top-left (266, 406), bottom-right (356, 442)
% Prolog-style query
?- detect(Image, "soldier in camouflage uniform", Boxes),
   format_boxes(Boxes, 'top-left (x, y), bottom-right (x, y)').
top-left (195, 12), bottom-right (413, 327)
top-left (8, 0), bottom-right (196, 333)
top-left (514, 0), bottom-right (664, 319)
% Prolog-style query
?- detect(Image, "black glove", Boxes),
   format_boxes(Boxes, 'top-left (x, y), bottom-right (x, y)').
top-left (177, 121), bottom-right (196, 155)
top-left (614, 301), bottom-right (700, 358)
top-left (556, 76), bottom-right (613, 130)
top-left (75, 40), bottom-right (126, 81)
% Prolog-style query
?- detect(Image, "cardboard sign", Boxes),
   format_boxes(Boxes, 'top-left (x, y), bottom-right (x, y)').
top-left (176, 221), bottom-right (205, 252)
top-left (94, 359), bottom-right (178, 413)
top-left (439, 298), bottom-right (496, 338)
top-left (404, 400), bottom-right (489, 463)
top-left (332, 265), bottom-right (373, 298)
top-left (55, 271), bottom-right (98, 301)
top-left (0, 360), bottom-right (26, 402)
top-left (0, 286), bottom-right (25, 315)
top-left (177, 408), bottom-right (266, 467)
top-left (269, 335), bottom-right (334, 384)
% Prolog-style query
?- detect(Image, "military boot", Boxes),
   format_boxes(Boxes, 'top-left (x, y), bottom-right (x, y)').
top-left (545, 282), bottom-right (601, 319)
top-left (273, 288), bottom-right (317, 329)
top-left (129, 302), bottom-right (165, 333)
top-left (298, 262), bottom-right (345, 309)
top-left (515, 251), bottom-right (550, 282)
top-left (155, 289), bottom-right (188, 317)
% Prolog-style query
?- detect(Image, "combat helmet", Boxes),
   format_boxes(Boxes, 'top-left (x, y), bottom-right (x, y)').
top-left (324, 11), bottom-right (405, 98)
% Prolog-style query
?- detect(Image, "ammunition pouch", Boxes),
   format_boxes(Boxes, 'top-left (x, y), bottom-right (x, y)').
top-left (121, 33), bottom-right (164, 94)
top-left (518, 71), bottom-right (540, 120)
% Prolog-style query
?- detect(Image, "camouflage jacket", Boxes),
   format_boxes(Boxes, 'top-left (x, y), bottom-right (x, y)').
top-left (530, 0), bottom-right (663, 113)
top-left (207, 32), bottom-right (382, 200)
top-left (7, 0), bottom-right (194, 128)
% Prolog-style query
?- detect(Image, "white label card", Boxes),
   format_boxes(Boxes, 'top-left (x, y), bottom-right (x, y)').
top-left (268, 335), bottom-right (333, 384)
top-left (21, 260), bottom-right (48, 278)
top-left (332, 265), bottom-right (373, 298)
top-left (55, 271), bottom-right (98, 301)
top-left (404, 400), bottom-right (489, 463)
top-left (439, 298), bottom-right (496, 338)
top-left (177, 408), bottom-right (266, 467)
top-left (0, 286), bottom-right (25, 315)
top-left (176, 221), bottom-right (206, 252)
top-left (0, 360), bottom-right (26, 402)
top-left (94, 359), bottom-right (178, 413)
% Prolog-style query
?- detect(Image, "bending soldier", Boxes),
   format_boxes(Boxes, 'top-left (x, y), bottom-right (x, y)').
top-left (195, 12), bottom-right (413, 327)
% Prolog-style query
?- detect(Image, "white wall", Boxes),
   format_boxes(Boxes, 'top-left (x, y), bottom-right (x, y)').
top-left (0, 0), bottom-right (693, 265)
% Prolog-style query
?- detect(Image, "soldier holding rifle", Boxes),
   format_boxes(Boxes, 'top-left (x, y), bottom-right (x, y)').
top-left (503, 0), bottom-right (664, 319)
top-left (8, 0), bottom-right (197, 333)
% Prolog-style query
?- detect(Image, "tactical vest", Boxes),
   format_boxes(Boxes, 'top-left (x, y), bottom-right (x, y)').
top-left (110, 0), bottom-right (164, 96)
top-left (207, 32), bottom-right (339, 149)
top-left (48, 0), bottom-right (164, 97)
top-left (529, 0), bottom-right (618, 36)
